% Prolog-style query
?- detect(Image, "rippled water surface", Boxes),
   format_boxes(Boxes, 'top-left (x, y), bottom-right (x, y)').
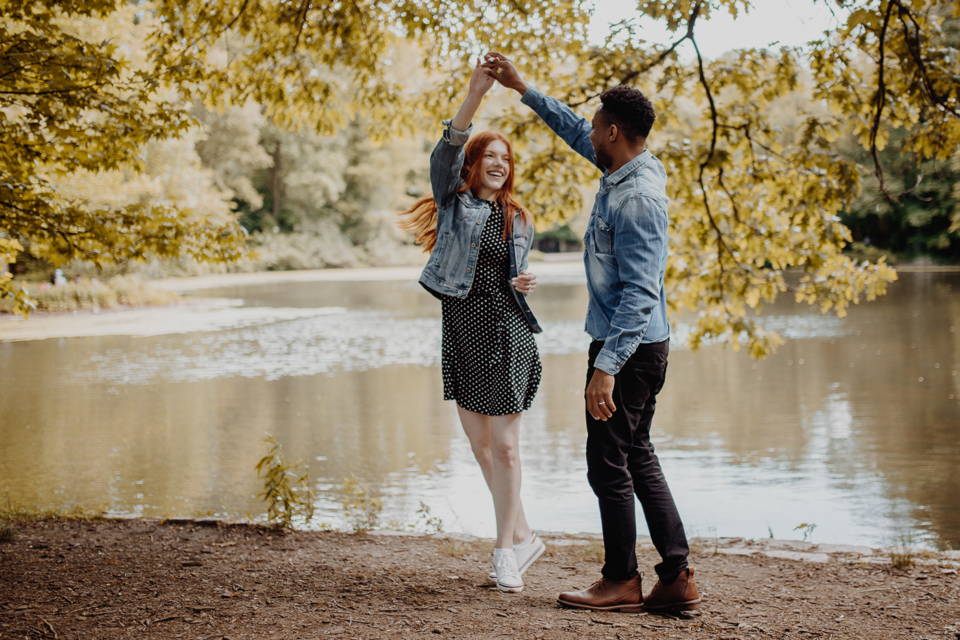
top-left (1, 271), bottom-right (958, 548)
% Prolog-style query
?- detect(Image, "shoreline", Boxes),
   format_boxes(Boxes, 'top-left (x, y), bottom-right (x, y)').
top-left (17, 512), bottom-right (960, 567)
top-left (100, 515), bottom-right (960, 567)
top-left (4, 261), bottom-right (959, 343)
top-left (150, 259), bottom-right (587, 293)
top-left (0, 262), bottom-right (586, 342)
top-left (2, 517), bottom-right (958, 640)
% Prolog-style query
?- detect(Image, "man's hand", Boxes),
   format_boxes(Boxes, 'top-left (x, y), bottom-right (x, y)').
top-left (511, 270), bottom-right (537, 295)
top-left (482, 52), bottom-right (528, 95)
top-left (586, 369), bottom-right (616, 421)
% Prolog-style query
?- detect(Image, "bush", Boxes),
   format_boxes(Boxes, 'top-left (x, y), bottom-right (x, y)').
top-left (342, 476), bottom-right (382, 533)
top-left (255, 435), bottom-right (315, 529)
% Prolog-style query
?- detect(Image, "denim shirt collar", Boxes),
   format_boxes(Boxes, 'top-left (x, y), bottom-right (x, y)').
top-left (601, 149), bottom-right (651, 189)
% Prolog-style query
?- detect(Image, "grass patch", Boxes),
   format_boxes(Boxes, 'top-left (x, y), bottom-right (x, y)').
top-left (0, 275), bottom-right (179, 314)
top-left (474, 539), bottom-right (496, 556)
top-left (890, 546), bottom-right (914, 570)
top-left (439, 541), bottom-right (471, 557)
top-left (0, 502), bottom-right (105, 523)
top-left (341, 476), bottom-right (383, 533)
top-left (579, 541), bottom-right (605, 563)
top-left (0, 523), bottom-right (16, 542)
top-left (889, 530), bottom-right (916, 570)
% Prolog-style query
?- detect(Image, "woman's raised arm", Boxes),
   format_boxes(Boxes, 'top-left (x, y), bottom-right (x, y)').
top-left (430, 58), bottom-right (495, 207)
top-left (450, 57), bottom-right (495, 132)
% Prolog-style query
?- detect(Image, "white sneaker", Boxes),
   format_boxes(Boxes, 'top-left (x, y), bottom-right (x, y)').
top-left (488, 532), bottom-right (545, 583)
top-left (492, 548), bottom-right (524, 593)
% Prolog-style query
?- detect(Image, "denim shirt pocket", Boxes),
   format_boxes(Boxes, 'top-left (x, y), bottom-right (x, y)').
top-left (592, 213), bottom-right (614, 255)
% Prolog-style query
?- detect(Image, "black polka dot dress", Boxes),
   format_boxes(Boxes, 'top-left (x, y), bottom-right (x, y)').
top-left (441, 200), bottom-right (542, 416)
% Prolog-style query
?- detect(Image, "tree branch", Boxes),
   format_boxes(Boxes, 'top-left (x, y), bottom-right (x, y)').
top-left (567, 3), bottom-right (702, 108)
top-left (868, 0), bottom-right (895, 201)
top-left (690, 24), bottom-right (799, 297)
top-left (292, 0), bottom-right (313, 51)
top-left (893, 0), bottom-right (960, 119)
top-left (222, 0), bottom-right (251, 32)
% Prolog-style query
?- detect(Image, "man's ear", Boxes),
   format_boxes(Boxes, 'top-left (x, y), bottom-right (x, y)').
top-left (607, 124), bottom-right (620, 144)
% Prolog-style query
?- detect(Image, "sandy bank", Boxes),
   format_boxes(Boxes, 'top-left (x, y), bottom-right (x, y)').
top-left (1, 518), bottom-right (957, 640)
top-left (151, 258), bottom-right (585, 293)
top-left (0, 299), bottom-right (346, 342)
top-left (0, 261), bottom-right (585, 342)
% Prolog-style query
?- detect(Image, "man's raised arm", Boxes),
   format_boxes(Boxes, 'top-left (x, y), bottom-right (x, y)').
top-left (483, 53), bottom-right (598, 168)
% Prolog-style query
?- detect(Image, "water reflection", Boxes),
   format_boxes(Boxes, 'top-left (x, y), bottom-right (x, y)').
top-left (0, 272), bottom-right (957, 548)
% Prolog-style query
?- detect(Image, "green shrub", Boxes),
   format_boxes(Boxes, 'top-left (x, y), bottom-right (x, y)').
top-left (255, 435), bottom-right (315, 529)
top-left (342, 475), bottom-right (382, 533)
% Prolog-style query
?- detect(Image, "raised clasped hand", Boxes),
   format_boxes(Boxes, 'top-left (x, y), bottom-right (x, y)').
top-left (481, 52), bottom-right (527, 94)
top-left (468, 56), bottom-right (495, 96)
top-left (511, 270), bottom-right (537, 295)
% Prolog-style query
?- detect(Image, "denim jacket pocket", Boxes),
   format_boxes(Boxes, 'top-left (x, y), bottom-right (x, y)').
top-left (592, 214), bottom-right (613, 255)
top-left (434, 230), bottom-right (450, 266)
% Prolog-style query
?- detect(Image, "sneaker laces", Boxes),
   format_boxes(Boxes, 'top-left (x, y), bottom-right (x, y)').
top-left (493, 549), bottom-right (520, 576)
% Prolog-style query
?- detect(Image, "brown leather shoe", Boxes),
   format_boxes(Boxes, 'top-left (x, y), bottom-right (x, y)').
top-left (643, 567), bottom-right (702, 611)
top-left (557, 574), bottom-right (644, 613)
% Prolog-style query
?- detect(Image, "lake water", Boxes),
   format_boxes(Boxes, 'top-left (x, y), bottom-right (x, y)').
top-left (1, 270), bottom-right (958, 549)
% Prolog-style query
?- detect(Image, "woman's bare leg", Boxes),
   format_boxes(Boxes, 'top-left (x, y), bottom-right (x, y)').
top-left (457, 405), bottom-right (532, 547)
top-left (489, 412), bottom-right (523, 549)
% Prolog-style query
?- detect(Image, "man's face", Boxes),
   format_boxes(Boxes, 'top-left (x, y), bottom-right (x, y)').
top-left (590, 107), bottom-right (614, 171)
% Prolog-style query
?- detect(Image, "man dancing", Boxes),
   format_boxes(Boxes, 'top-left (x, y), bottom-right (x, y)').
top-left (484, 53), bottom-right (700, 613)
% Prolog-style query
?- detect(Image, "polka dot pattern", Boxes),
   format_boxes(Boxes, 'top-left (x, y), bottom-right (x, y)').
top-left (441, 200), bottom-right (542, 416)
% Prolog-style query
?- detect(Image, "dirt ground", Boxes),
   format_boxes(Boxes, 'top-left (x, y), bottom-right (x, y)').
top-left (1, 519), bottom-right (958, 640)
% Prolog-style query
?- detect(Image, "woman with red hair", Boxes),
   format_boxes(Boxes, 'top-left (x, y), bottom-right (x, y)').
top-left (398, 59), bottom-right (545, 593)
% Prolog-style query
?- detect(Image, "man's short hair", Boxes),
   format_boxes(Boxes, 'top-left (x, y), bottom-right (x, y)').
top-left (598, 85), bottom-right (656, 140)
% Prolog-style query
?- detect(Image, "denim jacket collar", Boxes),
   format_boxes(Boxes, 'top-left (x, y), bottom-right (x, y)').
top-left (601, 150), bottom-right (651, 189)
top-left (457, 188), bottom-right (482, 207)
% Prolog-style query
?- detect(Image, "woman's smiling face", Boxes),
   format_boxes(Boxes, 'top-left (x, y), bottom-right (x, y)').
top-left (478, 139), bottom-right (511, 196)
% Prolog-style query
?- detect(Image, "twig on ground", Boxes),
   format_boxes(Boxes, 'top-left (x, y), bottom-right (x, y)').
top-left (40, 619), bottom-right (58, 640)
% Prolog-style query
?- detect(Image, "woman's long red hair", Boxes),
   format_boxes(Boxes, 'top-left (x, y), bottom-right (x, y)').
top-left (397, 130), bottom-right (531, 253)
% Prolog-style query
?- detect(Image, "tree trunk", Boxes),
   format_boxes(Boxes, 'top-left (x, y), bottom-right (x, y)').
top-left (271, 140), bottom-right (283, 221)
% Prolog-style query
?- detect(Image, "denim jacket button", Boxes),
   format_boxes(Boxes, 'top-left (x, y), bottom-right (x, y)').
top-left (476, 219), bottom-right (481, 224)
top-left (471, 243), bottom-right (476, 247)
top-left (466, 267), bottom-right (471, 272)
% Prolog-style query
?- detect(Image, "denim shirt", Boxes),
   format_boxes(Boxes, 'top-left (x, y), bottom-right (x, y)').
top-left (418, 119), bottom-right (542, 334)
top-left (521, 87), bottom-right (670, 374)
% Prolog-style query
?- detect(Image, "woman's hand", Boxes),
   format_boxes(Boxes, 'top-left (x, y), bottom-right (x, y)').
top-left (482, 52), bottom-right (529, 95)
top-left (512, 270), bottom-right (537, 295)
top-left (468, 56), bottom-right (495, 97)
top-left (451, 57), bottom-right (494, 132)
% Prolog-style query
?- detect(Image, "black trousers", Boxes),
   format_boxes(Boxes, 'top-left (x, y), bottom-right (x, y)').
top-left (586, 339), bottom-right (689, 584)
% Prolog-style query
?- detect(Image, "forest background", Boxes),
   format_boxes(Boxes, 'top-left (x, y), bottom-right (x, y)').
top-left (3, 0), bottom-right (960, 356)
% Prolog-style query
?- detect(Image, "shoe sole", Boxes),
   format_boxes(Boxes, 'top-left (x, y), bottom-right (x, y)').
top-left (497, 583), bottom-right (524, 593)
top-left (488, 537), bottom-right (547, 583)
top-left (556, 599), bottom-right (644, 613)
top-left (643, 599), bottom-right (702, 611)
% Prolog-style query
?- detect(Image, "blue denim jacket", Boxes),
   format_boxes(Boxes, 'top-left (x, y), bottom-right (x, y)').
top-left (521, 87), bottom-right (670, 374)
top-left (418, 120), bottom-right (542, 334)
